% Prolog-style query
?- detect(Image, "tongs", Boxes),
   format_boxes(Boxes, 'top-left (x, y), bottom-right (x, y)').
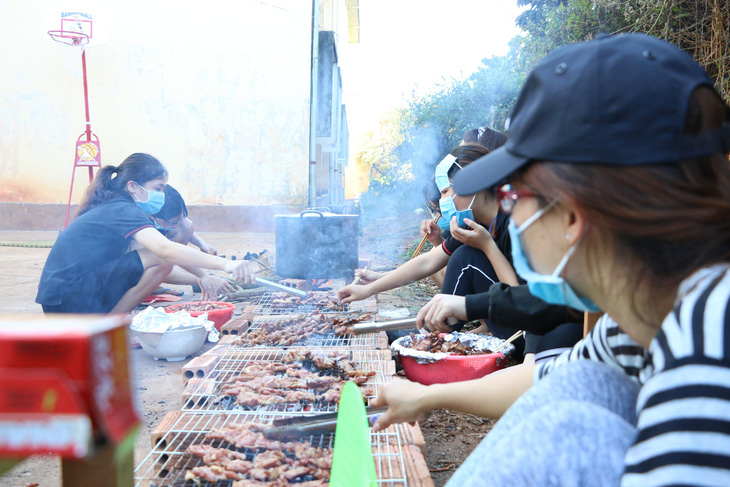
top-left (256, 277), bottom-right (308, 298)
top-left (352, 317), bottom-right (458, 335)
top-left (262, 406), bottom-right (388, 440)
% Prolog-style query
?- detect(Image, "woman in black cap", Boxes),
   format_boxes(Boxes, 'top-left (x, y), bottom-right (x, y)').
top-left (371, 33), bottom-right (730, 486)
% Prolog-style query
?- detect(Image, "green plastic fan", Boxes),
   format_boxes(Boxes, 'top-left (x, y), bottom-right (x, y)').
top-left (329, 381), bottom-right (378, 486)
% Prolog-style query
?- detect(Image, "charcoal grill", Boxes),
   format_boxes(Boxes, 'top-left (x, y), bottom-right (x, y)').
top-left (133, 412), bottom-right (408, 486)
top-left (252, 292), bottom-right (364, 316)
top-left (182, 349), bottom-right (387, 414)
top-left (233, 315), bottom-right (382, 349)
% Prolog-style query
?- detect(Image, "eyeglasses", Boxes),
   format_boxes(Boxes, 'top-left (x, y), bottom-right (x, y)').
top-left (496, 184), bottom-right (538, 214)
top-left (159, 216), bottom-right (185, 230)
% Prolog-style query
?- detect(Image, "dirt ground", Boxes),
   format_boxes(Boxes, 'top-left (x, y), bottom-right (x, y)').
top-left (0, 211), bottom-right (495, 486)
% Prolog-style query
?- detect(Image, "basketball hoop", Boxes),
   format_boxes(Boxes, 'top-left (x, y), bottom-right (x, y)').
top-left (47, 30), bottom-right (89, 47)
top-left (48, 27), bottom-right (98, 228)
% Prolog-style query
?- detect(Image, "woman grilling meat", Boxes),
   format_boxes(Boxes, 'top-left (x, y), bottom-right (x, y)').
top-left (364, 127), bottom-right (510, 290)
top-left (371, 33), bottom-right (730, 486)
top-left (337, 143), bottom-right (527, 350)
top-left (36, 153), bottom-right (254, 314)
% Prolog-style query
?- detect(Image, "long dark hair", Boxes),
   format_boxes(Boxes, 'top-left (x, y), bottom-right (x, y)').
top-left (476, 128), bottom-right (507, 152)
top-left (76, 153), bottom-right (168, 217)
top-left (516, 87), bottom-right (730, 320)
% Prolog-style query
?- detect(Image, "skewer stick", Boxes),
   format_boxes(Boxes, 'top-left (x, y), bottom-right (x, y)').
top-left (412, 214), bottom-right (441, 260)
top-left (493, 330), bottom-right (523, 353)
top-left (351, 266), bottom-right (368, 286)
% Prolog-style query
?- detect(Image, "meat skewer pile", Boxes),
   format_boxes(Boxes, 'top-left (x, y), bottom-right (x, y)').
top-left (232, 312), bottom-right (372, 347)
top-left (184, 420), bottom-right (332, 485)
top-left (268, 291), bottom-right (341, 310)
top-left (173, 302), bottom-right (231, 312)
top-left (215, 349), bottom-right (377, 410)
top-left (408, 332), bottom-right (494, 355)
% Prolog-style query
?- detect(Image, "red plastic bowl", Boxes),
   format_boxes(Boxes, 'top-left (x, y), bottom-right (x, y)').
top-left (399, 352), bottom-right (506, 385)
top-left (164, 301), bottom-right (235, 331)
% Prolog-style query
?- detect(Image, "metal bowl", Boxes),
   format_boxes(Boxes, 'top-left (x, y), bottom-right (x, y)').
top-left (131, 325), bottom-right (207, 362)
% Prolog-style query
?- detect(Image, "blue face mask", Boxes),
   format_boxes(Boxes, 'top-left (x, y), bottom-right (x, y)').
top-left (508, 201), bottom-right (601, 312)
top-left (438, 195), bottom-right (475, 230)
top-left (134, 183), bottom-right (166, 215)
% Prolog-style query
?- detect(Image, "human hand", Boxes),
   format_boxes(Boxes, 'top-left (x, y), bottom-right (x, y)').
top-left (370, 379), bottom-right (430, 432)
top-left (450, 217), bottom-right (491, 251)
top-left (199, 242), bottom-right (218, 255)
top-left (207, 274), bottom-right (236, 297)
top-left (196, 274), bottom-right (216, 301)
top-left (353, 268), bottom-right (384, 285)
top-left (336, 283), bottom-right (373, 304)
top-left (419, 219), bottom-right (444, 247)
top-left (226, 260), bottom-right (255, 285)
top-left (416, 294), bottom-right (468, 332)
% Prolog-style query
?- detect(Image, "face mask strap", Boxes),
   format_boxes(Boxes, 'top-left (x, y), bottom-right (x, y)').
top-left (551, 240), bottom-right (578, 277)
top-left (466, 194), bottom-right (476, 210)
top-left (131, 181), bottom-right (150, 202)
top-left (515, 199), bottom-right (557, 234)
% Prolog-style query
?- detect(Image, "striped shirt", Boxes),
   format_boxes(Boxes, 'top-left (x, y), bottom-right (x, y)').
top-left (535, 264), bottom-right (730, 486)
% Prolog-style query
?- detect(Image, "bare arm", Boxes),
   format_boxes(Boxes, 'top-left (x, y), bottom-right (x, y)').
top-left (429, 268), bottom-right (446, 288)
top-left (132, 228), bottom-right (254, 283)
top-left (371, 363), bottom-right (535, 431)
top-left (337, 245), bottom-right (450, 303)
top-left (190, 231), bottom-right (216, 255)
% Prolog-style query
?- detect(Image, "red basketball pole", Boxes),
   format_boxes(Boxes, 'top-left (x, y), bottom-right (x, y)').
top-left (63, 47), bottom-right (95, 228)
top-left (49, 29), bottom-right (102, 228)
top-left (82, 50), bottom-right (93, 164)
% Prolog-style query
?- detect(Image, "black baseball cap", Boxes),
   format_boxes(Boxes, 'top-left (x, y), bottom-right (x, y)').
top-left (454, 33), bottom-right (730, 195)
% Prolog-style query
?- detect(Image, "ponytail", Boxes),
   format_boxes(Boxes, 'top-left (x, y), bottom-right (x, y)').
top-left (75, 154), bottom-right (167, 218)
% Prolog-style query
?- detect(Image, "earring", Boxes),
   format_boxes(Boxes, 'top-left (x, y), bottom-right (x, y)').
top-left (565, 233), bottom-right (571, 240)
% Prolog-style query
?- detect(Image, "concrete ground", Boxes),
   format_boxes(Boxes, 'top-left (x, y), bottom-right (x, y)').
top-left (0, 230), bottom-right (277, 486)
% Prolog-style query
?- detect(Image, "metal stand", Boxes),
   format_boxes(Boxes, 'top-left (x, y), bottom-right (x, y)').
top-left (64, 47), bottom-right (101, 228)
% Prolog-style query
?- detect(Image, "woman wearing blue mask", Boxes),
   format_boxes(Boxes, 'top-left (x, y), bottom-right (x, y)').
top-left (36, 153), bottom-right (255, 314)
top-left (371, 33), bottom-right (730, 486)
top-left (337, 143), bottom-right (522, 344)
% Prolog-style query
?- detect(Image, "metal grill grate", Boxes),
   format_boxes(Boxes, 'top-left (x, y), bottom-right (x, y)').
top-left (231, 315), bottom-right (379, 349)
top-left (134, 412), bottom-right (408, 486)
top-left (252, 292), bottom-right (364, 315)
top-left (183, 349), bottom-right (387, 414)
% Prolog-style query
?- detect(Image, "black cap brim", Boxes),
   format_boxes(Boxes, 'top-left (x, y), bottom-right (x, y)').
top-left (453, 146), bottom-right (530, 195)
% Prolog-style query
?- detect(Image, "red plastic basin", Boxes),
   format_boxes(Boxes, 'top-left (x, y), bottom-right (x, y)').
top-left (164, 301), bottom-right (235, 331)
top-left (399, 351), bottom-right (506, 385)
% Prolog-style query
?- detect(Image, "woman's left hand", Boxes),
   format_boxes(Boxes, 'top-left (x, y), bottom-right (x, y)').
top-left (450, 217), bottom-right (492, 251)
top-left (417, 294), bottom-right (468, 332)
top-left (196, 274), bottom-right (216, 301)
top-left (206, 275), bottom-right (236, 299)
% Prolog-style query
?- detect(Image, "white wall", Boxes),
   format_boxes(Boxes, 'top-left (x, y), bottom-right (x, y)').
top-left (0, 0), bottom-right (313, 206)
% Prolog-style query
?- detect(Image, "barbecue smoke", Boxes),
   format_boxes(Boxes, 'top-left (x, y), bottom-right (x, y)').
top-left (358, 125), bottom-right (443, 265)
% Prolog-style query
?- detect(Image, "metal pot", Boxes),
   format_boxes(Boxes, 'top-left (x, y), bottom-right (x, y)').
top-left (275, 210), bottom-right (358, 279)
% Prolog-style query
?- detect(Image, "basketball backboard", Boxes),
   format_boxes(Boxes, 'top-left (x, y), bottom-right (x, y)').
top-left (46, 7), bottom-right (110, 48)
